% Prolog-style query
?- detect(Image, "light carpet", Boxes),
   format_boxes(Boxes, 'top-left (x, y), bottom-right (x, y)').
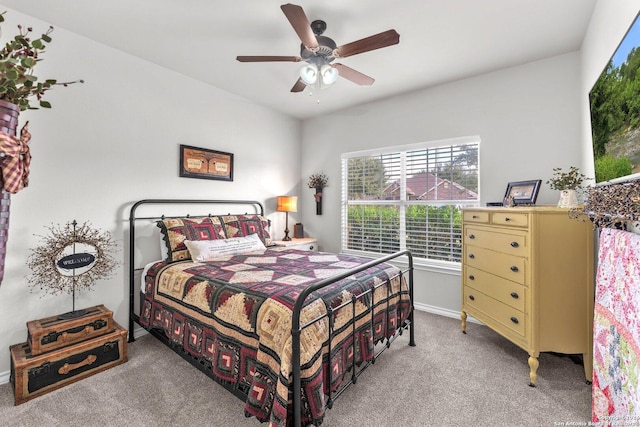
top-left (0, 310), bottom-right (592, 426)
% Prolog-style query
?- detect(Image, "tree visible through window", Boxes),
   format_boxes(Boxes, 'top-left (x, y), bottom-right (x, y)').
top-left (341, 137), bottom-right (479, 263)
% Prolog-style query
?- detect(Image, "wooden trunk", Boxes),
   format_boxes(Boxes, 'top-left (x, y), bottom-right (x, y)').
top-left (27, 305), bottom-right (114, 356)
top-left (10, 321), bottom-right (128, 405)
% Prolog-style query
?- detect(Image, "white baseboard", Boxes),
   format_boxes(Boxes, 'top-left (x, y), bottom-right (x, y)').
top-left (0, 307), bottom-right (477, 386)
top-left (413, 301), bottom-right (481, 324)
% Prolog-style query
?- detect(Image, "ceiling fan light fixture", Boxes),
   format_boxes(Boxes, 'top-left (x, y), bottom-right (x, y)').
top-left (300, 63), bottom-right (318, 85)
top-left (320, 64), bottom-right (339, 85)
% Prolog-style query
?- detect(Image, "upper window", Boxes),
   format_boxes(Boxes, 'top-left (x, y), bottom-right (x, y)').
top-left (341, 136), bottom-right (480, 265)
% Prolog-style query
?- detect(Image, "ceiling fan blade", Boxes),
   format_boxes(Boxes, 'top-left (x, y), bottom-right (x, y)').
top-left (333, 63), bottom-right (375, 85)
top-left (281, 3), bottom-right (318, 49)
top-left (291, 78), bottom-right (306, 93)
top-left (236, 55), bottom-right (301, 62)
top-left (334, 29), bottom-right (400, 58)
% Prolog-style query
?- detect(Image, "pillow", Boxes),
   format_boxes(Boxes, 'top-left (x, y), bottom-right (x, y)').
top-left (184, 233), bottom-right (266, 261)
top-left (220, 214), bottom-right (273, 246)
top-left (157, 216), bottom-right (226, 263)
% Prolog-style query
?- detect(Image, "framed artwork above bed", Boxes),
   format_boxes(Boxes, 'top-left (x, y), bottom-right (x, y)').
top-left (179, 144), bottom-right (234, 181)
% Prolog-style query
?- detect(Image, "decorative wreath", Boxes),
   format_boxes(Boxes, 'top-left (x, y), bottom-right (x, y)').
top-left (26, 221), bottom-right (119, 296)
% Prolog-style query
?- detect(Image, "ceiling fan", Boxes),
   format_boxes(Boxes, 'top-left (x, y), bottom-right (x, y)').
top-left (236, 3), bottom-right (400, 93)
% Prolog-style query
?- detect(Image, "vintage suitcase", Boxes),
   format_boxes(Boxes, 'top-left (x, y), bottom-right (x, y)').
top-left (27, 304), bottom-right (114, 356)
top-left (11, 321), bottom-right (128, 405)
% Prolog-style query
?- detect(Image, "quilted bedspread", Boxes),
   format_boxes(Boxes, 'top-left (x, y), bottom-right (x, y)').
top-left (140, 246), bottom-right (411, 426)
top-left (592, 228), bottom-right (640, 426)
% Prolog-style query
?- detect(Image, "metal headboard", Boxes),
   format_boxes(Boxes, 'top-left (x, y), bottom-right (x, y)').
top-left (127, 199), bottom-right (265, 339)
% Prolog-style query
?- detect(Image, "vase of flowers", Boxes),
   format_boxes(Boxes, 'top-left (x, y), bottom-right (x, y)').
top-left (546, 166), bottom-right (587, 208)
top-left (0, 11), bottom-right (82, 285)
top-left (307, 172), bottom-right (328, 215)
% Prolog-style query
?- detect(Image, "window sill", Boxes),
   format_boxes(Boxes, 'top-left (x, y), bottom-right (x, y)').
top-left (340, 249), bottom-right (461, 276)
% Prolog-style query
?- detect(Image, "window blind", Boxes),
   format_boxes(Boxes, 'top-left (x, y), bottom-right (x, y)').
top-left (341, 137), bottom-right (480, 263)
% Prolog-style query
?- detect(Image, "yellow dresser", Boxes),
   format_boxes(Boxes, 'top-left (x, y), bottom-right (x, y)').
top-left (460, 206), bottom-right (594, 386)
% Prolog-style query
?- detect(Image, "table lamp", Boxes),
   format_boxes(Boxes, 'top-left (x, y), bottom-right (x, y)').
top-left (276, 196), bottom-right (297, 241)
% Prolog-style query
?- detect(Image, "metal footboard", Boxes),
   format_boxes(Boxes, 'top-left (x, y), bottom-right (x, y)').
top-left (291, 250), bottom-right (414, 427)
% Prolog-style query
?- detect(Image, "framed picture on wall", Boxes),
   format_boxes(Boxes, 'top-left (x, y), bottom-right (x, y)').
top-left (179, 145), bottom-right (234, 181)
top-left (504, 179), bottom-right (541, 205)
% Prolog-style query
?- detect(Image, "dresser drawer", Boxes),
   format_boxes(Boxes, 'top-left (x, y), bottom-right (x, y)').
top-left (465, 245), bottom-right (526, 284)
top-left (491, 212), bottom-right (529, 227)
top-left (464, 266), bottom-right (525, 311)
top-left (463, 211), bottom-right (489, 224)
top-left (464, 227), bottom-right (527, 256)
top-left (463, 286), bottom-right (526, 338)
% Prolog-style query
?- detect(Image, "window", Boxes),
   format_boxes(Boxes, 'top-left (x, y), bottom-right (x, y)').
top-left (341, 136), bottom-right (480, 265)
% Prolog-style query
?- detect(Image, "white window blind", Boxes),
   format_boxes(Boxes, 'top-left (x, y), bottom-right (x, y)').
top-left (341, 136), bottom-right (480, 263)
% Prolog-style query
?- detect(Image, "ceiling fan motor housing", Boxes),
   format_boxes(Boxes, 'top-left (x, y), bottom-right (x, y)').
top-left (300, 20), bottom-right (336, 65)
top-left (300, 35), bottom-right (337, 65)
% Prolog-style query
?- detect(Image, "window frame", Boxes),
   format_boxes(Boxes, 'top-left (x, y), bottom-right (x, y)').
top-left (341, 136), bottom-right (481, 272)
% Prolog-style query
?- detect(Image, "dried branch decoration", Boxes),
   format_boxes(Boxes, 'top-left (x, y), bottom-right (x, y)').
top-left (308, 172), bottom-right (328, 189)
top-left (26, 221), bottom-right (119, 297)
top-left (570, 180), bottom-right (640, 229)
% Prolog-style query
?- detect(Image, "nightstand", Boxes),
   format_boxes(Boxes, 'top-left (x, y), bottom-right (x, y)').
top-left (273, 237), bottom-right (318, 252)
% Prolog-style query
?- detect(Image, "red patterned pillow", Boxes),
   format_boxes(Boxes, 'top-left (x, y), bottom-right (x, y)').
top-left (157, 216), bottom-right (226, 262)
top-left (220, 215), bottom-right (272, 247)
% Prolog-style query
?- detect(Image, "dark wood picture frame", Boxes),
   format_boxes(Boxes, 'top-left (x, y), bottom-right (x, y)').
top-left (504, 179), bottom-right (541, 205)
top-left (179, 144), bottom-right (234, 181)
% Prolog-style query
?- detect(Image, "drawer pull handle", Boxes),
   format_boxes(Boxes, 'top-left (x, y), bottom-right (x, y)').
top-left (510, 317), bottom-right (519, 324)
top-left (510, 266), bottom-right (519, 272)
top-left (58, 354), bottom-right (97, 375)
top-left (469, 254), bottom-right (475, 259)
top-left (472, 215), bottom-right (478, 219)
top-left (468, 295), bottom-right (475, 301)
top-left (468, 275), bottom-right (475, 280)
top-left (469, 234), bottom-right (475, 239)
top-left (510, 292), bottom-right (519, 299)
top-left (309, 245), bottom-right (314, 250)
top-left (505, 217), bottom-right (511, 222)
top-left (510, 241), bottom-right (519, 248)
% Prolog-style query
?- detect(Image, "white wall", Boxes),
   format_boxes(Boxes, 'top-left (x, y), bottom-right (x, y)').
top-left (301, 52), bottom-right (584, 314)
top-left (0, 9), bottom-right (301, 375)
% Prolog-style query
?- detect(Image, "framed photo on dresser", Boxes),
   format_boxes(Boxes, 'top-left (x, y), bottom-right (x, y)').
top-left (504, 179), bottom-right (541, 205)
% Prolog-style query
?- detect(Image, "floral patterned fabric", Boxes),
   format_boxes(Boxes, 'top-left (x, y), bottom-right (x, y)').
top-left (592, 228), bottom-right (640, 426)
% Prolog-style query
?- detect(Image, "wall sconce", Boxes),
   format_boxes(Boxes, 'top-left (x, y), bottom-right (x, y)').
top-left (276, 196), bottom-right (298, 241)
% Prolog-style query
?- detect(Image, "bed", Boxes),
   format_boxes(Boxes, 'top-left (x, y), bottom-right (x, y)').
top-left (128, 199), bottom-right (415, 427)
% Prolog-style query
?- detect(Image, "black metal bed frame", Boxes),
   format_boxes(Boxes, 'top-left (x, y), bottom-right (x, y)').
top-left (128, 199), bottom-right (415, 427)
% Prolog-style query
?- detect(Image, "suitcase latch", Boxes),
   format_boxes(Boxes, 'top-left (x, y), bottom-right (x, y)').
top-left (29, 362), bottom-right (51, 378)
top-left (103, 340), bottom-right (119, 352)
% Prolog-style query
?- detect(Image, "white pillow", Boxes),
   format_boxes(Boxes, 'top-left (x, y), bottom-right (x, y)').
top-left (184, 233), bottom-right (266, 261)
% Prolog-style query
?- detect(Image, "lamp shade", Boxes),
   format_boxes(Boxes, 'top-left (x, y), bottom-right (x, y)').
top-left (276, 196), bottom-right (298, 212)
top-left (299, 64), bottom-right (318, 85)
top-left (320, 64), bottom-right (339, 85)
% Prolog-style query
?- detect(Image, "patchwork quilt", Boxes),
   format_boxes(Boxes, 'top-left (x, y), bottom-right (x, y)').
top-left (592, 228), bottom-right (640, 426)
top-left (140, 246), bottom-right (411, 426)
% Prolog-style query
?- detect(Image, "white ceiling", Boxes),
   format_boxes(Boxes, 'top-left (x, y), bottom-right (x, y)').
top-left (1, 0), bottom-right (597, 120)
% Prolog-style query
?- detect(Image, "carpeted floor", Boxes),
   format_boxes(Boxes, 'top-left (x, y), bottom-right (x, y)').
top-left (0, 310), bottom-right (592, 426)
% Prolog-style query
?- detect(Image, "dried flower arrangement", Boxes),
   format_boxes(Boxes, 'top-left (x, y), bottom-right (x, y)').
top-left (26, 221), bottom-right (119, 299)
top-left (307, 172), bottom-right (328, 189)
top-left (571, 180), bottom-right (640, 229)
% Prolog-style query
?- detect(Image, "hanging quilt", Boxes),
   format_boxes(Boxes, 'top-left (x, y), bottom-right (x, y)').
top-left (592, 228), bottom-right (640, 426)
